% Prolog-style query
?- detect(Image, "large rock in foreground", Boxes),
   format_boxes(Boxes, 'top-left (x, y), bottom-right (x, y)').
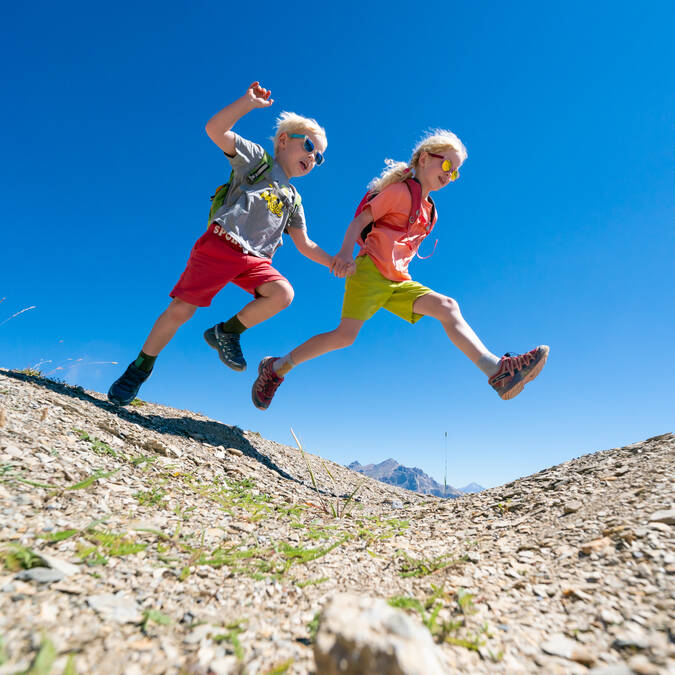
top-left (315, 593), bottom-right (446, 675)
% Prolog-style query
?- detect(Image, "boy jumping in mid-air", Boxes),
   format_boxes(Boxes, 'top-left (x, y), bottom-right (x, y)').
top-left (108, 81), bottom-right (347, 405)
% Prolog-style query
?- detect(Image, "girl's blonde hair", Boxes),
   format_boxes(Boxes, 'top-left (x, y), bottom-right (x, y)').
top-left (272, 111), bottom-right (327, 153)
top-left (369, 129), bottom-right (467, 192)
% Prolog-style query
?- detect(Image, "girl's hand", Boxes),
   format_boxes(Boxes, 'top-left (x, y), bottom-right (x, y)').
top-left (330, 251), bottom-right (355, 278)
top-left (244, 81), bottom-right (274, 108)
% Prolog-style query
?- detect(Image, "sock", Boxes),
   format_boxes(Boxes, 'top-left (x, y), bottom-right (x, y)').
top-left (476, 353), bottom-right (500, 378)
top-left (219, 315), bottom-right (247, 334)
top-left (273, 353), bottom-right (295, 377)
top-left (134, 351), bottom-right (157, 373)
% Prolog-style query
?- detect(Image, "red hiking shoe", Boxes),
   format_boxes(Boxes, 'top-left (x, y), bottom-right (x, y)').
top-left (488, 345), bottom-right (549, 400)
top-left (252, 357), bottom-right (284, 410)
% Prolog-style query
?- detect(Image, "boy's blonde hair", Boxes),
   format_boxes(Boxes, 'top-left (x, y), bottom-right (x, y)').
top-left (369, 129), bottom-right (468, 192)
top-left (273, 111), bottom-right (327, 154)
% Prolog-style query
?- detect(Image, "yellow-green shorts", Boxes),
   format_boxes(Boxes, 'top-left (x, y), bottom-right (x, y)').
top-left (341, 255), bottom-right (432, 324)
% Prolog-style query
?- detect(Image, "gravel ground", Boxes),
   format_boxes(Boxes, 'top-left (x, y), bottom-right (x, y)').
top-left (0, 369), bottom-right (673, 674)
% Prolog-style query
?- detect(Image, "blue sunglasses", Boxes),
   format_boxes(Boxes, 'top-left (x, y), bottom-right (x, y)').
top-left (289, 133), bottom-right (324, 165)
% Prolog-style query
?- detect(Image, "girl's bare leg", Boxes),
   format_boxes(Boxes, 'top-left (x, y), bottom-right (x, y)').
top-left (275, 318), bottom-right (364, 375)
top-left (412, 292), bottom-right (497, 366)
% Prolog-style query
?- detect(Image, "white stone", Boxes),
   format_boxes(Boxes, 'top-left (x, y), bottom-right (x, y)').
top-left (86, 592), bottom-right (142, 623)
top-left (314, 593), bottom-right (446, 675)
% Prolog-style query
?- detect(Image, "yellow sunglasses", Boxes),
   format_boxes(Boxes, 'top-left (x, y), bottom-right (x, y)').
top-left (427, 152), bottom-right (459, 181)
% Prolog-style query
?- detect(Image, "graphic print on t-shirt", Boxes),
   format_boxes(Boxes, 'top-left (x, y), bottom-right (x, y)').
top-left (260, 184), bottom-right (284, 218)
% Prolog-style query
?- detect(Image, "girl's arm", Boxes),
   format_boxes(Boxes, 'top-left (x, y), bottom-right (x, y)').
top-left (205, 81), bottom-right (273, 154)
top-left (330, 208), bottom-right (373, 276)
top-left (288, 229), bottom-right (355, 278)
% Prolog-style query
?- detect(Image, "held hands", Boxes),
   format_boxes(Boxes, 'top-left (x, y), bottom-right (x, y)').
top-left (244, 81), bottom-right (274, 108)
top-left (330, 251), bottom-right (356, 278)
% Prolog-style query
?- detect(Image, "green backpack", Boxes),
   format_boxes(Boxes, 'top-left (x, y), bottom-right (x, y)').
top-left (208, 151), bottom-right (302, 224)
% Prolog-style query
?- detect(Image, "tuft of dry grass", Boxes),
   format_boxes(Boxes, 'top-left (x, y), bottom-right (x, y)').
top-left (0, 304), bottom-right (37, 328)
top-left (290, 428), bottom-right (363, 519)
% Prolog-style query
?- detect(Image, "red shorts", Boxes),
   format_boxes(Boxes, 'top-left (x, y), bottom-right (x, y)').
top-left (170, 230), bottom-right (289, 307)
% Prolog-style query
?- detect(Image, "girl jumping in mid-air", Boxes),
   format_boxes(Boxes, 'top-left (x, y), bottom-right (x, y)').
top-left (251, 129), bottom-right (549, 409)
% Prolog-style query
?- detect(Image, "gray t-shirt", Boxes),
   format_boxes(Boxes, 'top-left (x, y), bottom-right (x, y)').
top-left (211, 134), bottom-right (306, 259)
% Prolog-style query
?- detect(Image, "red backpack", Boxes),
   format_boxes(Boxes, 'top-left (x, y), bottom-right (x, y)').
top-left (355, 178), bottom-right (438, 257)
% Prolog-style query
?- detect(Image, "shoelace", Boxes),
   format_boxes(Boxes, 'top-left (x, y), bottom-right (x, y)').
top-left (217, 332), bottom-right (243, 357)
top-left (501, 351), bottom-right (534, 376)
top-left (257, 367), bottom-right (281, 399)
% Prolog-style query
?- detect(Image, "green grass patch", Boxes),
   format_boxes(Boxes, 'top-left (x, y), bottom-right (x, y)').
top-left (62, 654), bottom-right (78, 675)
top-left (131, 455), bottom-right (156, 468)
top-left (134, 486), bottom-right (167, 507)
top-left (213, 620), bottom-right (247, 661)
top-left (396, 550), bottom-right (463, 578)
top-left (0, 544), bottom-right (44, 572)
top-left (295, 576), bottom-right (329, 588)
top-left (67, 468), bottom-right (120, 490)
top-left (75, 529), bottom-right (147, 565)
top-left (276, 536), bottom-right (349, 573)
top-left (39, 529), bottom-right (79, 543)
top-left (72, 428), bottom-right (117, 458)
top-left (22, 637), bottom-right (56, 675)
top-left (264, 659), bottom-right (294, 674)
top-left (18, 368), bottom-right (43, 377)
top-left (306, 611), bottom-right (320, 643)
top-left (388, 585), bottom-right (488, 652)
top-left (141, 609), bottom-right (172, 633)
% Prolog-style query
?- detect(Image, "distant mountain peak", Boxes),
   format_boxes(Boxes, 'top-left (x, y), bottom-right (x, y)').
top-left (348, 458), bottom-right (481, 498)
top-left (459, 482), bottom-right (485, 493)
top-left (348, 458), bottom-right (400, 480)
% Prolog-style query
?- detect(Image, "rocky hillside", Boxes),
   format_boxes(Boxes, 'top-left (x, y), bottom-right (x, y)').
top-left (348, 459), bottom-right (464, 498)
top-left (0, 369), bottom-right (673, 674)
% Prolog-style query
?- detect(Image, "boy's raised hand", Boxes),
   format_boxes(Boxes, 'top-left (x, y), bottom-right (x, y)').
top-left (245, 81), bottom-right (274, 107)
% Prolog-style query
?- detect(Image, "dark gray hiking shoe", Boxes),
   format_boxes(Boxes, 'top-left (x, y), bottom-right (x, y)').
top-left (204, 324), bottom-right (247, 371)
top-left (108, 363), bottom-right (150, 406)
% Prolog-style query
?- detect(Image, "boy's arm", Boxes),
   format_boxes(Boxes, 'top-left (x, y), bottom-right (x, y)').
top-left (330, 208), bottom-right (373, 276)
top-left (288, 228), bottom-right (355, 278)
top-left (205, 81), bottom-right (273, 154)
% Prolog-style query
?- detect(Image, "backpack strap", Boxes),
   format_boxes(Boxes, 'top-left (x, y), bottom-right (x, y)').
top-left (209, 152), bottom-right (275, 225)
top-left (246, 151), bottom-right (274, 184)
top-left (405, 178), bottom-right (422, 226)
top-left (401, 178), bottom-right (439, 259)
top-left (404, 178), bottom-right (437, 228)
top-left (356, 178), bottom-right (438, 248)
top-left (408, 180), bottom-right (438, 259)
top-left (287, 183), bottom-right (302, 222)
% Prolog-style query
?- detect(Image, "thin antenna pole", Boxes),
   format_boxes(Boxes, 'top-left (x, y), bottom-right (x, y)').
top-left (444, 431), bottom-right (448, 498)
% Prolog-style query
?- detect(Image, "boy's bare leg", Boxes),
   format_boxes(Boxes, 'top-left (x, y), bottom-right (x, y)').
top-left (204, 281), bottom-right (295, 373)
top-left (237, 280), bottom-right (294, 328)
top-left (142, 298), bottom-right (198, 356)
top-left (109, 297), bottom-right (197, 405)
top-left (412, 292), bottom-right (497, 367)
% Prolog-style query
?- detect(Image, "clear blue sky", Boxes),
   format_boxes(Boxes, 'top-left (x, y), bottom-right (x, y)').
top-left (2, 1), bottom-right (673, 488)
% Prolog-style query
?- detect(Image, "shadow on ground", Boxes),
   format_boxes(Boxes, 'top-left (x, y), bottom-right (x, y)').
top-left (1, 369), bottom-right (300, 484)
